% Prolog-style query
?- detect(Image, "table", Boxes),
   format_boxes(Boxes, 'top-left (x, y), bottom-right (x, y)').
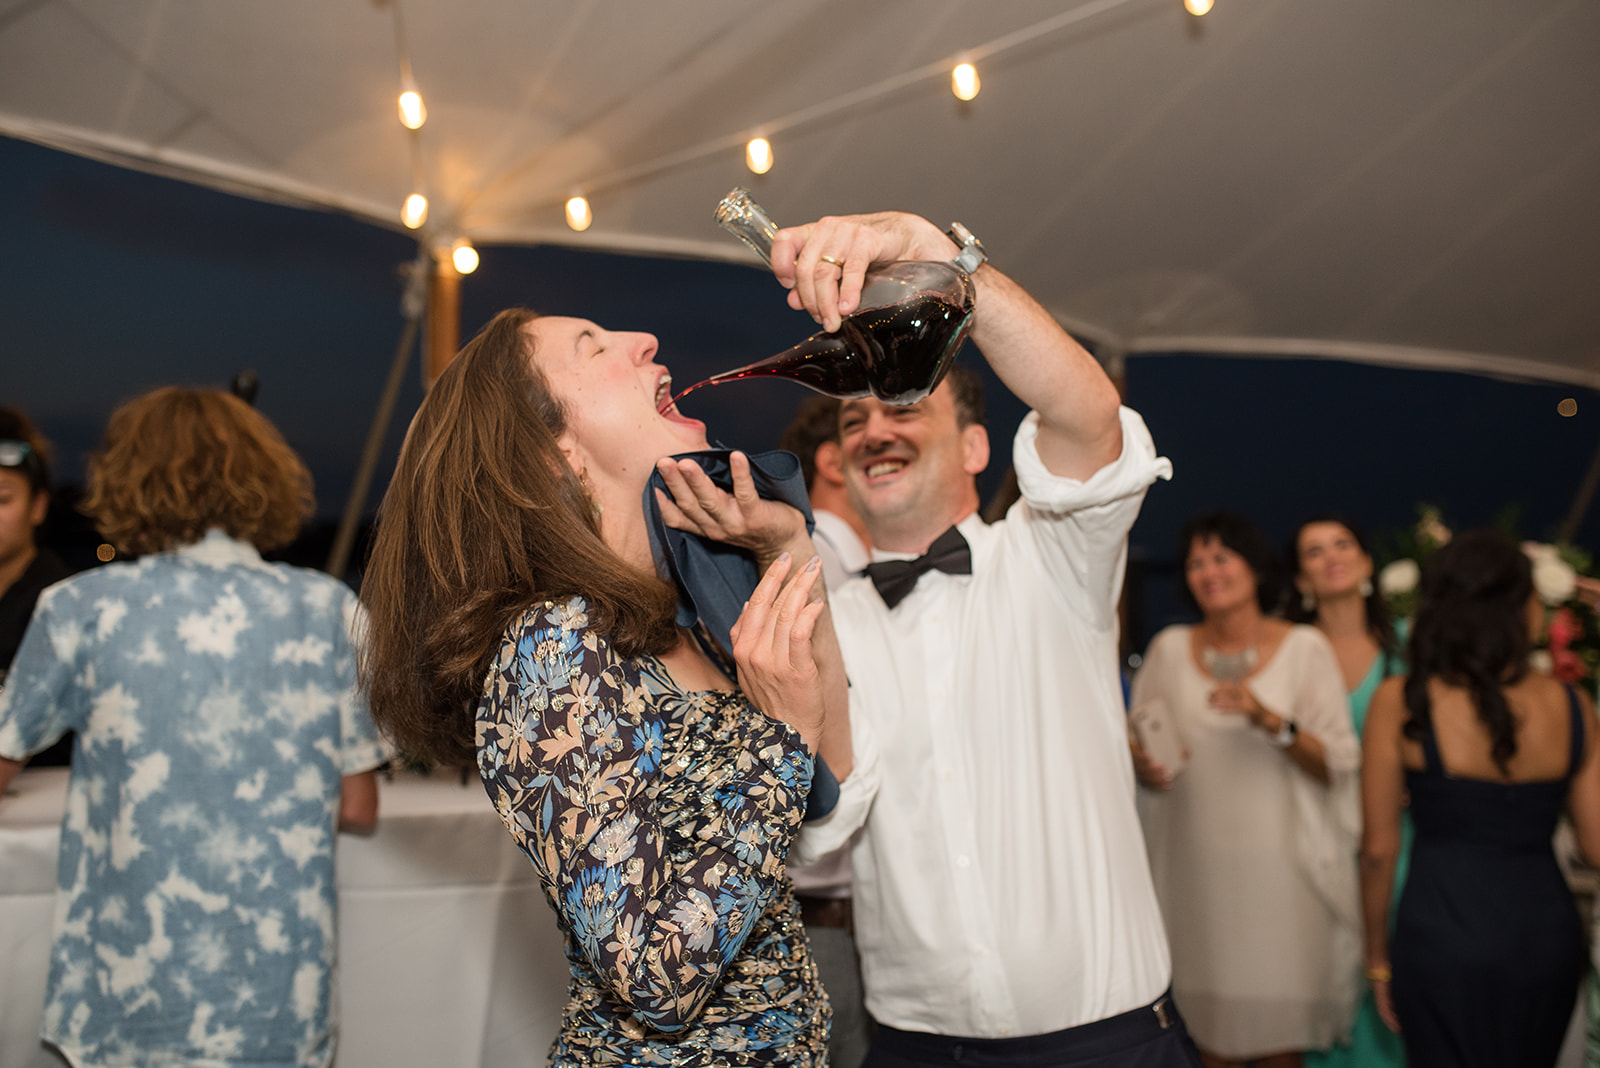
top-left (0, 768), bottom-right (571, 1068)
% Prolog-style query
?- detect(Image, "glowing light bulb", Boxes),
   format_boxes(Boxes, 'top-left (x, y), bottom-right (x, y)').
top-left (746, 137), bottom-right (773, 175)
top-left (451, 239), bottom-right (479, 274)
top-left (1184, 0), bottom-right (1214, 15)
top-left (952, 63), bottom-right (980, 101)
top-left (402, 193), bottom-right (428, 229)
top-left (398, 89), bottom-right (427, 130)
top-left (566, 196), bottom-right (592, 232)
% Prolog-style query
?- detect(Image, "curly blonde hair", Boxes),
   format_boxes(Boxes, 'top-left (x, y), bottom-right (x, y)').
top-left (82, 387), bottom-right (314, 555)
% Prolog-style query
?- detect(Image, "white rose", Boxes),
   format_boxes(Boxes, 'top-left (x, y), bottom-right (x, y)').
top-left (1523, 541), bottom-right (1560, 566)
top-left (1379, 559), bottom-right (1420, 597)
top-left (1532, 557), bottom-right (1577, 606)
top-left (1529, 650), bottom-right (1554, 675)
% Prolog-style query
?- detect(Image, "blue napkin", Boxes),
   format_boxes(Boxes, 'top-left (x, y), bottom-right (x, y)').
top-left (644, 448), bottom-right (838, 821)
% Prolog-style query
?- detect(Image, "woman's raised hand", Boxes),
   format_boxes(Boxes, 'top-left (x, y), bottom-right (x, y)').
top-left (729, 553), bottom-right (827, 751)
top-left (655, 450), bottom-right (805, 556)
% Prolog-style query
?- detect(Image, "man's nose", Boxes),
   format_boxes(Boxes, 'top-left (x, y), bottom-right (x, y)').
top-left (860, 407), bottom-right (896, 445)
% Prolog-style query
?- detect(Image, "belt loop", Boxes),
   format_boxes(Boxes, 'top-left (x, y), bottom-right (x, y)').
top-left (1152, 996), bottom-right (1172, 1030)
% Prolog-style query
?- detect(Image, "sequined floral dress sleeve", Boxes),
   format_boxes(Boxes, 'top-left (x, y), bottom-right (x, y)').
top-left (476, 596), bottom-right (830, 1066)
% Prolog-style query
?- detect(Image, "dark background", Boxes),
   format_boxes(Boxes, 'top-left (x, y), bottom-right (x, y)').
top-left (5, 134), bottom-right (1595, 654)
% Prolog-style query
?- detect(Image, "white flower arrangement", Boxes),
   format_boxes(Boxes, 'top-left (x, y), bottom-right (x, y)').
top-left (1378, 558), bottom-right (1419, 598)
top-left (1524, 541), bottom-right (1579, 606)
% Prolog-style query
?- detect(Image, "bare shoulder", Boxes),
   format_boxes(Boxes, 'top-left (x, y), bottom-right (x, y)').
top-left (1367, 676), bottom-right (1408, 727)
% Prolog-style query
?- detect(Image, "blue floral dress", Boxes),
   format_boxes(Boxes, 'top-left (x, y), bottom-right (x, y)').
top-left (475, 596), bottom-right (828, 1066)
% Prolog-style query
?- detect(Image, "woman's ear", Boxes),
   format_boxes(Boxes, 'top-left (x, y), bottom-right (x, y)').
top-left (555, 431), bottom-right (585, 479)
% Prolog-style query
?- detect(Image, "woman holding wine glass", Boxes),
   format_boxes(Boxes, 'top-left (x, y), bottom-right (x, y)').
top-left (356, 202), bottom-right (1007, 1064)
top-left (1132, 512), bottom-right (1361, 1068)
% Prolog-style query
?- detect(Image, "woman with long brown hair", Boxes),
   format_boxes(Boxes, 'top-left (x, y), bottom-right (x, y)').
top-left (359, 301), bottom-right (863, 1065)
top-left (1289, 516), bottom-right (1408, 1068)
top-left (1361, 531), bottom-right (1600, 1067)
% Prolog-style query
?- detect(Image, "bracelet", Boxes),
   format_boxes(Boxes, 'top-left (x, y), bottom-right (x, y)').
top-left (1365, 964), bottom-right (1392, 983)
top-left (1269, 718), bottom-right (1298, 749)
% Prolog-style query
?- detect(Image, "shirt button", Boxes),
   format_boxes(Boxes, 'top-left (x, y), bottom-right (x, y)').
top-left (955, 854), bottom-right (971, 868)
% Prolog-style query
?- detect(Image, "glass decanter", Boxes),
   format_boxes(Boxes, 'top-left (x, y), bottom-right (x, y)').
top-left (669, 188), bottom-right (976, 408)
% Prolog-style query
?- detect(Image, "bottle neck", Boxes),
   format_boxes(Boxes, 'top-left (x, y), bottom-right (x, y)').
top-left (714, 188), bottom-right (778, 267)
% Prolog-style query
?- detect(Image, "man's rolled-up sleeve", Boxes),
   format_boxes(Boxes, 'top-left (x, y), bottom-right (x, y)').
top-left (1011, 405), bottom-right (1172, 631)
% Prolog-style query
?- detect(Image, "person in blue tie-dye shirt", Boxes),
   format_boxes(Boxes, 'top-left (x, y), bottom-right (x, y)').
top-left (0, 387), bottom-right (390, 1068)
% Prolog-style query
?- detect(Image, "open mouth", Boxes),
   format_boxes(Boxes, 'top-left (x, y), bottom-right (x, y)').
top-left (865, 459), bottom-right (907, 480)
top-left (655, 374), bottom-right (675, 415)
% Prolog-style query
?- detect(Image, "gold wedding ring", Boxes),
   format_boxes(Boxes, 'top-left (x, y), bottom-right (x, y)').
top-left (819, 255), bottom-right (845, 268)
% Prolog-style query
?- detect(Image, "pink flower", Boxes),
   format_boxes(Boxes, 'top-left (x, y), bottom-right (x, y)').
top-left (1549, 608), bottom-right (1582, 651)
top-left (1552, 648), bottom-right (1588, 686)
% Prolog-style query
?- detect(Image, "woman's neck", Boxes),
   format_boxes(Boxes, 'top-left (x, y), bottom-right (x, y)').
top-left (1316, 590), bottom-right (1370, 640)
top-left (1202, 602), bottom-right (1263, 650)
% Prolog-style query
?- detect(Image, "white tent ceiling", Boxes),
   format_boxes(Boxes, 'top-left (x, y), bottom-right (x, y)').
top-left (2, 0), bottom-right (1597, 386)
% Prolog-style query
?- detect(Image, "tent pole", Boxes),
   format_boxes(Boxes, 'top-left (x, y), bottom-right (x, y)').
top-left (325, 255), bottom-right (429, 579)
top-left (1558, 436), bottom-right (1600, 545)
top-left (426, 255), bottom-right (462, 386)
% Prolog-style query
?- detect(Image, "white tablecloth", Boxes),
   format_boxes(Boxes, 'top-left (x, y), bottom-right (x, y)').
top-left (0, 768), bottom-right (570, 1068)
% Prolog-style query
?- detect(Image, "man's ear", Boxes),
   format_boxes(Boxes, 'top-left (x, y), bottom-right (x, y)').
top-left (814, 440), bottom-right (847, 489)
top-left (960, 424), bottom-right (990, 477)
top-left (27, 489), bottom-right (48, 528)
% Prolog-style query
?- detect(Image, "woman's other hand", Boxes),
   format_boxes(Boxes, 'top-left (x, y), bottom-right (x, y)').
top-left (655, 450), bottom-right (806, 557)
top-left (730, 553), bottom-right (827, 750)
top-left (1373, 973), bottom-right (1401, 1033)
top-left (1129, 735), bottom-right (1182, 790)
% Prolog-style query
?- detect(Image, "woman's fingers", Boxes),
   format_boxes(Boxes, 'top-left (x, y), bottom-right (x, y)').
top-left (728, 451), bottom-right (760, 508)
top-left (1374, 981), bottom-right (1400, 1032)
top-left (656, 458), bottom-right (730, 532)
top-left (654, 487), bottom-right (698, 533)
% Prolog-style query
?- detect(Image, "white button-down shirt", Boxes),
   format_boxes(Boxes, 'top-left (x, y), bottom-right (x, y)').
top-left (797, 406), bottom-right (1174, 1038)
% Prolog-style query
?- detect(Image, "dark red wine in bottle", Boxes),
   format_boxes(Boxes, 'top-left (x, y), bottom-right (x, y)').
top-left (673, 189), bottom-right (976, 407)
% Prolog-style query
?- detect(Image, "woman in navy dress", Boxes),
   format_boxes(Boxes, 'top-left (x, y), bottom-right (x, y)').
top-left (1360, 531), bottom-right (1600, 1067)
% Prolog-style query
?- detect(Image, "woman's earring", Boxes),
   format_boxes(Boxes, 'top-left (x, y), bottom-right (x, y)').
top-left (1300, 590), bottom-right (1316, 613)
top-left (579, 469), bottom-right (603, 519)
top-left (1359, 578), bottom-right (1373, 598)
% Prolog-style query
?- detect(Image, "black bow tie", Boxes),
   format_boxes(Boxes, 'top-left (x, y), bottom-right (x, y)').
top-left (864, 526), bottom-right (972, 609)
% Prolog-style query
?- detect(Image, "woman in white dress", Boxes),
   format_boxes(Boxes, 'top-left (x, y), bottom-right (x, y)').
top-left (1132, 512), bottom-right (1362, 1068)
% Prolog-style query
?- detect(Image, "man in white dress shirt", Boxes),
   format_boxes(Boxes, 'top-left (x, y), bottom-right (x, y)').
top-left (780, 208), bottom-right (1197, 1066)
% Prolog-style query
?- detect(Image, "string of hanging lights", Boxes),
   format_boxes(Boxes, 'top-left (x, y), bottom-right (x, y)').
top-left (386, 0), bottom-right (1211, 261)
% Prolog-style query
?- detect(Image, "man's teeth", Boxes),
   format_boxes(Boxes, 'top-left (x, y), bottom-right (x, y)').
top-left (866, 460), bottom-right (906, 478)
top-left (656, 377), bottom-right (672, 413)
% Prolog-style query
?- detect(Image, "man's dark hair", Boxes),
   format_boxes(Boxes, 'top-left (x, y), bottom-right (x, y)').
top-left (778, 396), bottom-right (842, 490)
top-left (1178, 510), bottom-right (1283, 614)
top-left (944, 364), bottom-right (985, 430)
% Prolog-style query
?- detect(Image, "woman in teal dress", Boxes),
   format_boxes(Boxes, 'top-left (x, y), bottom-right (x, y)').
top-left (1290, 516), bottom-right (1410, 1068)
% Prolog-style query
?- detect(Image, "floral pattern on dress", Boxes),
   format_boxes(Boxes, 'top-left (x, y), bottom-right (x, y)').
top-left (476, 596), bottom-right (829, 1066)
